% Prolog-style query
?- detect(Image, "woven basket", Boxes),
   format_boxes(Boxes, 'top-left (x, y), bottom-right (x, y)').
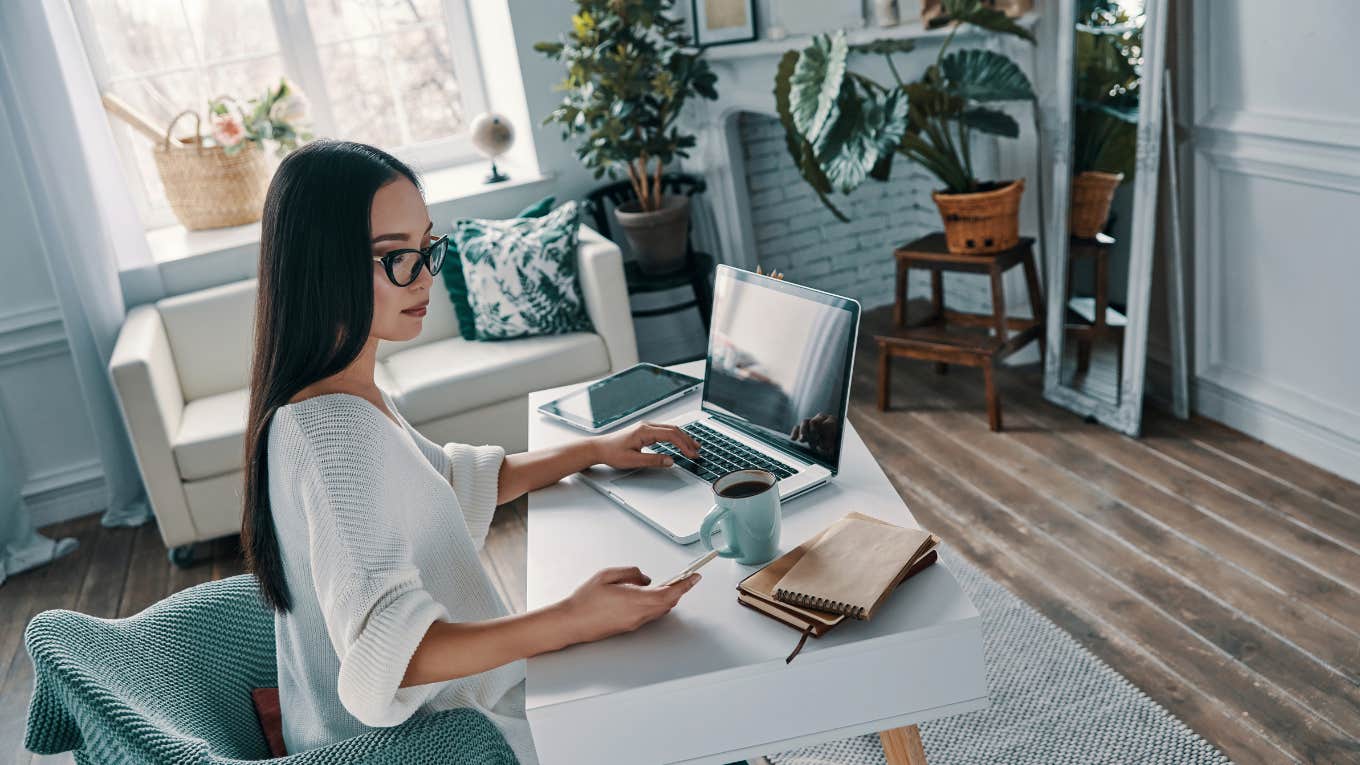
top-left (1070, 170), bottom-right (1124, 238)
top-left (153, 110), bottom-right (269, 231)
top-left (931, 179), bottom-right (1025, 255)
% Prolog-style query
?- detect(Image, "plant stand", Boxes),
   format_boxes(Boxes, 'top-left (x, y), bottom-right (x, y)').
top-left (877, 233), bottom-right (1044, 431)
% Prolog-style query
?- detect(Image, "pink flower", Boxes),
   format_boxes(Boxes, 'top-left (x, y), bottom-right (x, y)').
top-left (212, 112), bottom-right (245, 148)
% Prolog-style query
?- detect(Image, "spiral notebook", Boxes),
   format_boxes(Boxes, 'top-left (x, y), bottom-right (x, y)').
top-left (772, 515), bottom-right (937, 621)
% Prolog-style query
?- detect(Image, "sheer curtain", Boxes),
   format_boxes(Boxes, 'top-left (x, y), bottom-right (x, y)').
top-left (0, 0), bottom-right (158, 542)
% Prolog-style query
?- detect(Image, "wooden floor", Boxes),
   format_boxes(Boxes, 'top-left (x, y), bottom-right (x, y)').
top-left (4, 305), bottom-right (1358, 764)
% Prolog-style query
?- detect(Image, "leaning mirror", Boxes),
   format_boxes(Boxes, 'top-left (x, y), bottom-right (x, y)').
top-left (1043, 0), bottom-right (1166, 436)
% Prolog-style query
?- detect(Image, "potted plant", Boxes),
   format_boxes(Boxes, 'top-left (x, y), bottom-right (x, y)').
top-left (536, 0), bottom-right (719, 274)
top-left (1071, 0), bottom-right (1142, 238)
top-left (774, 0), bottom-right (1036, 254)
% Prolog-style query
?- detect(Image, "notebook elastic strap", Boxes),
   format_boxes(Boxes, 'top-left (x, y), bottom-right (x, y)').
top-left (785, 624), bottom-right (814, 664)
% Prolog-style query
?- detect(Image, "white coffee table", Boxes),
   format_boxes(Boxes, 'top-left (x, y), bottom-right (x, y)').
top-left (525, 361), bottom-right (987, 765)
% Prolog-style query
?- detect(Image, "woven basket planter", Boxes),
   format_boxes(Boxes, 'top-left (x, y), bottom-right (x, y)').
top-left (931, 179), bottom-right (1025, 255)
top-left (153, 110), bottom-right (269, 231)
top-left (1070, 170), bottom-right (1123, 238)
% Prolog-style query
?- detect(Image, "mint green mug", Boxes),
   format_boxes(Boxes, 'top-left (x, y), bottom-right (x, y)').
top-left (699, 469), bottom-right (782, 566)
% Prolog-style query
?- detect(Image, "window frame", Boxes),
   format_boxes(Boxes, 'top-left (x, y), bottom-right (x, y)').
top-left (72, 0), bottom-right (491, 231)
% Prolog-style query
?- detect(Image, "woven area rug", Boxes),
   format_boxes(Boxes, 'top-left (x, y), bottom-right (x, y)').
top-left (767, 548), bottom-right (1232, 765)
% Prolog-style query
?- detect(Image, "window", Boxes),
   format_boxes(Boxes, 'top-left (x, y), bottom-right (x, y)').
top-left (72, 0), bottom-right (488, 229)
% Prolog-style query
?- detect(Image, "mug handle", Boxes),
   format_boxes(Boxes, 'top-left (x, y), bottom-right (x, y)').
top-left (700, 504), bottom-right (741, 559)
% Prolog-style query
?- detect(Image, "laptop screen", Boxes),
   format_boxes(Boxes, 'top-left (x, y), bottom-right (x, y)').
top-left (701, 266), bottom-right (860, 472)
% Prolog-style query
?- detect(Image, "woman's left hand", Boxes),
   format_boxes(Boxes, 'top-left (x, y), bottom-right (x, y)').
top-left (590, 422), bottom-right (701, 469)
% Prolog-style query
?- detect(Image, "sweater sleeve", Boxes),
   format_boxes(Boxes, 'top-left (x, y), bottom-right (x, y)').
top-left (284, 404), bottom-right (451, 728)
top-left (442, 442), bottom-right (506, 553)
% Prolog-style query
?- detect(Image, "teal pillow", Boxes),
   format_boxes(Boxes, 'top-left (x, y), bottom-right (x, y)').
top-left (441, 195), bottom-right (556, 340)
top-left (452, 200), bottom-right (593, 341)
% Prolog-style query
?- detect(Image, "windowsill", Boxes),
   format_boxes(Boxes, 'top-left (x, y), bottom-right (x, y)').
top-left (143, 159), bottom-right (552, 266)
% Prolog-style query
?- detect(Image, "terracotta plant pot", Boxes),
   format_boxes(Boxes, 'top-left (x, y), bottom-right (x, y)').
top-left (931, 179), bottom-right (1025, 255)
top-left (1070, 170), bottom-right (1124, 238)
top-left (613, 194), bottom-right (691, 275)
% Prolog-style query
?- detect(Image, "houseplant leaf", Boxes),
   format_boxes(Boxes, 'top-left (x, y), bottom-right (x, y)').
top-left (816, 85), bottom-right (909, 194)
top-left (959, 106), bottom-right (1019, 138)
top-left (776, 49), bottom-right (848, 221)
top-left (939, 0), bottom-right (1035, 43)
top-left (940, 49), bottom-right (1035, 103)
top-left (789, 31), bottom-right (848, 144)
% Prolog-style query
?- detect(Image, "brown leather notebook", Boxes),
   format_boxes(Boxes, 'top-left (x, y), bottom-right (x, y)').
top-left (736, 511), bottom-right (939, 661)
top-left (773, 515), bottom-right (937, 620)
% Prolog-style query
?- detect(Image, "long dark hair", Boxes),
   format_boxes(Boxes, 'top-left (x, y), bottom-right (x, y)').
top-left (243, 140), bottom-right (421, 612)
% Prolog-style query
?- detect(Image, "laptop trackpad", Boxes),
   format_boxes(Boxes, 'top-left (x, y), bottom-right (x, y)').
top-left (611, 468), bottom-right (691, 494)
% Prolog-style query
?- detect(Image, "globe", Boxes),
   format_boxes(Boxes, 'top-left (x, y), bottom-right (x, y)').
top-left (469, 112), bottom-right (515, 158)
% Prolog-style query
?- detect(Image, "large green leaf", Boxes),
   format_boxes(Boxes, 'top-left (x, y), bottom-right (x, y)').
top-left (789, 31), bottom-right (848, 144)
top-left (960, 106), bottom-right (1019, 137)
top-left (773, 50), bottom-right (805, 168)
top-left (940, 49), bottom-right (1035, 102)
top-left (815, 86), bottom-right (909, 194)
top-left (940, 0), bottom-right (1035, 43)
top-left (849, 38), bottom-right (916, 56)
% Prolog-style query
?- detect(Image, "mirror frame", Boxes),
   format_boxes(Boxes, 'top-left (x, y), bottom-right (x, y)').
top-left (1042, 0), bottom-right (1168, 437)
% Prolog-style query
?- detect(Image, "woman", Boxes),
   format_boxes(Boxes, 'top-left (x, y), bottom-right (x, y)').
top-left (241, 140), bottom-right (704, 762)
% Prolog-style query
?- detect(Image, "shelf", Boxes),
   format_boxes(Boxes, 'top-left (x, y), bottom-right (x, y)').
top-left (700, 13), bottom-right (1039, 62)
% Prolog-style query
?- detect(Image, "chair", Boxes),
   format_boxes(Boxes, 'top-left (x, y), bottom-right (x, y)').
top-left (584, 173), bottom-right (716, 330)
top-left (24, 575), bottom-right (518, 764)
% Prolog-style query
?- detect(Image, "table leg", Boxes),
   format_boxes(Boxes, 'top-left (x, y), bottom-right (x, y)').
top-left (932, 269), bottom-right (948, 375)
top-left (894, 258), bottom-right (907, 327)
top-left (879, 724), bottom-right (928, 765)
top-left (989, 263), bottom-right (1008, 344)
top-left (1021, 248), bottom-right (1045, 359)
top-left (930, 268), bottom-right (943, 324)
top-left (984, 362), bottom-right (1002, 432)
top-left (877, 345), bottom-right (891, 411)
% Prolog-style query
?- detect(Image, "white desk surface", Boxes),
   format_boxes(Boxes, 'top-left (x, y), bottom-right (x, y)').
top-left (524, 360), bottom-right (987, 765)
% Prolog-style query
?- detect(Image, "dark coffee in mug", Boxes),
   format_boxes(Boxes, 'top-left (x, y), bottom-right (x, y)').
top-left (718, 479), bottom-right (772, 499)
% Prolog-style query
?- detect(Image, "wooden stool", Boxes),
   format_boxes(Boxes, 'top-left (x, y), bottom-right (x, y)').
top-left (1065, 233), bottom-right (1126, 382)
top-left (877, 233), bottom-right (1045, 431)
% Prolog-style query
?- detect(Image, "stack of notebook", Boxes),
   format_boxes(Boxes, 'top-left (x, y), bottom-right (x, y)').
top-left (737, 511), bottom-right (940, 662)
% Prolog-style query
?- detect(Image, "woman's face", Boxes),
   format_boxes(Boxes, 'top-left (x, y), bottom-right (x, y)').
top-left (369, 176), bottom-right (434, 342)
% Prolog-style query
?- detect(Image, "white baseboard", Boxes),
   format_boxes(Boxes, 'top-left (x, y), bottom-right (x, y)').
top-left (1194, 375), bottom-right (1360, 485)
top-left (24, 460), bottom-right (108, 529)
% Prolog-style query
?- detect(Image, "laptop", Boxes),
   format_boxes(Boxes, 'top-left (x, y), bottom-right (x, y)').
top-left (579, 265), bottom-right (861, 543)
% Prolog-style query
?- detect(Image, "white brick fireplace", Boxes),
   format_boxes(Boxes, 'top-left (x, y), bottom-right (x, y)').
top-left (679, 20), bottom-right (1044, 316)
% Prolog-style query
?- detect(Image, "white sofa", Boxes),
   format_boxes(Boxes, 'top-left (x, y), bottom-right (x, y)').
top-left (110, 226), bottom-right (637, 559)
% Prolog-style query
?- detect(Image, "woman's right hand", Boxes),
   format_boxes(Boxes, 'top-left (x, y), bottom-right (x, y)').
top-left (555, 566), bottom-right (701, 647)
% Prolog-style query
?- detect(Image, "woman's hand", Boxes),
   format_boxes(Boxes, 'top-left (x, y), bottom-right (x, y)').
top-left (556, 566), bottom-right (702, 646)
top-left (589, 421), bottom-right (701, 469)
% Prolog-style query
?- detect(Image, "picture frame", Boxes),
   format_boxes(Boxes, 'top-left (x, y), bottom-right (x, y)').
top-left (691, 0), bottom-right (757, 47)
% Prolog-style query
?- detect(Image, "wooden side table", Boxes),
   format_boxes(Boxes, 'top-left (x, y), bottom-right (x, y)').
top-left (877, 233), bottom-right (1044, 431)
top-left (1066, 233), bottom-right (1127, 380)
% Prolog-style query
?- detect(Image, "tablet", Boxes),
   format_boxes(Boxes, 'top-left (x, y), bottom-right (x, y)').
top-left (536, 363), bottom-right (702, 433)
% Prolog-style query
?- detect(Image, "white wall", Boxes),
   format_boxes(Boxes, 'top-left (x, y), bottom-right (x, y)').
top-left (0, 83), bottom-right (107, 528)
top-left (1188, 1), bottom-right (1360, 482)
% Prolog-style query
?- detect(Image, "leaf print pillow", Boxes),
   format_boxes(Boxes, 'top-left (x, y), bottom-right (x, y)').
top-left (451, 200), bottom-right (594, 341)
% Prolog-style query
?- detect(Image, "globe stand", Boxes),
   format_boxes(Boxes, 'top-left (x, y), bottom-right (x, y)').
top-left (485, 159), bottom-right (509, 184)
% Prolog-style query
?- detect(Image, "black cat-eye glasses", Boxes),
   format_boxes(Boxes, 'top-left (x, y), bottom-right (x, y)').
top-left (372, 234), bottom-right (449, 287)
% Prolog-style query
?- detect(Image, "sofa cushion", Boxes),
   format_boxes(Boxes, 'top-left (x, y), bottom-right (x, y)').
top-left (453, 201), bottom-right (594, 341)
top-left (157, 280), bottom-right (256, 402)
top-left (173, 368), bottom-right (399, 482)
top-left (441, 195), bottom-right (556, 341)
top-left (173, 388), bottom-right (249, 482)
top-left (382, 332), bottom-right (610, 425)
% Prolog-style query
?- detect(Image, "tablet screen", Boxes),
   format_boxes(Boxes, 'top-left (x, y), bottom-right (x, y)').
top-left (539, 364), bottom-right (701, 429)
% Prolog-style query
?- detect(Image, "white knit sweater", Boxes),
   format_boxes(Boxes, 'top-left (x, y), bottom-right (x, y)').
top-left (267, 389), bottom-right (538, 763)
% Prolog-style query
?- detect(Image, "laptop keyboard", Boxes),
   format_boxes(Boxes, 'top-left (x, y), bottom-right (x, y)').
top-left (649, 422), bottom-right (797, 483)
